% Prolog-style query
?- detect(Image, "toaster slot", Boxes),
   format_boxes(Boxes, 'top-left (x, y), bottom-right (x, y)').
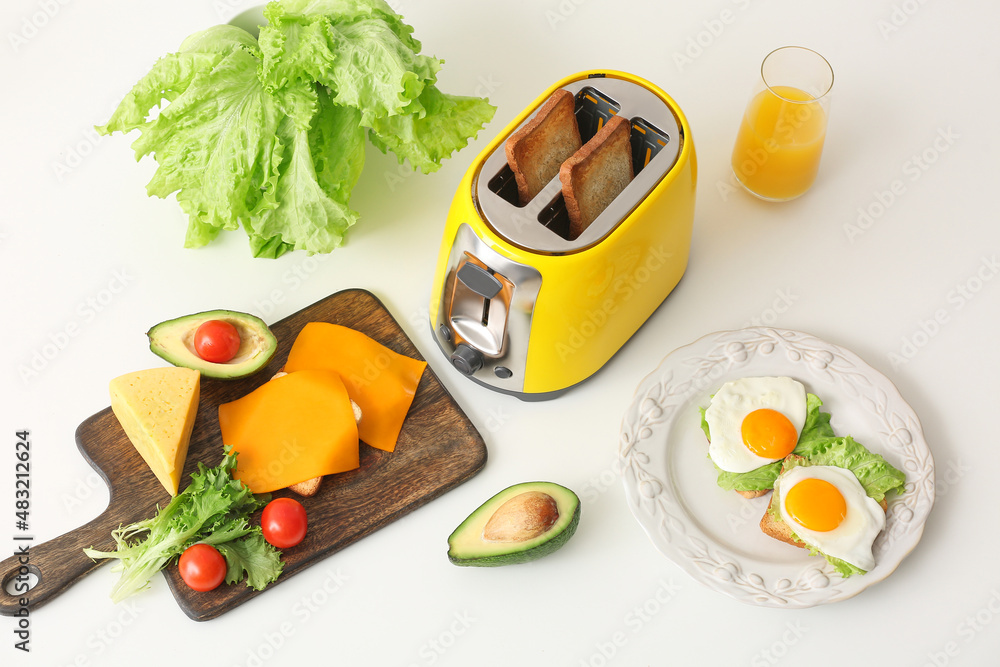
top-left (535, 117), bottom-right (664, 242)
top-left (574, 86), bottom-right (622, 143)
top-left (536, 195), bottom-right (572, 239)
top-left (629, 117), bottom-right (671, 175)
top-left (487, 87), bottom-right (623, 208)
top-left (487, 165), bottom-right (520, 207)
top-left (474, 75), bottom-right (684, 254)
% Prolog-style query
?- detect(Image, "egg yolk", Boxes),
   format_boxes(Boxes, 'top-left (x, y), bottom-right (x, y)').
top-left (740, 409), bottom-right (798, 459)
top-left (785, 477), bottom-right (847, 532)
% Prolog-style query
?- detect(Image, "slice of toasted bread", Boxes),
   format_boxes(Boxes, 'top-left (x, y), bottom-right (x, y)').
top-left (559, 114), bottom-right (634, 239)
top-left (760, 456), bottom-right (889, 549)
top-left (760, 492), bottom-right (807, 548)
top-left (505, 89), bottom-right (582, 205)
top-left (287, 476), bottom-right (323, 497)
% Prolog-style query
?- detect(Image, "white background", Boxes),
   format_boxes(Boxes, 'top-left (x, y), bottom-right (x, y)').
top-left (2, 0), bottom-right (999, 665)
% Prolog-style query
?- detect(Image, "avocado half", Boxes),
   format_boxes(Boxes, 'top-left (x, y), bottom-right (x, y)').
top-left (447, 481), bottom-right (581, 567)
top-left (147, 309), bottom-right (277, 380)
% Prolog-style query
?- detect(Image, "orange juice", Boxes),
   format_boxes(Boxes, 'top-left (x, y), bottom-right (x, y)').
top-left (731, 85), bottom-right (827, 201)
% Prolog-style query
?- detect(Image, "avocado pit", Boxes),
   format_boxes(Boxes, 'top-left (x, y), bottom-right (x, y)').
top-left (482, 491), bottom-right (560, 543)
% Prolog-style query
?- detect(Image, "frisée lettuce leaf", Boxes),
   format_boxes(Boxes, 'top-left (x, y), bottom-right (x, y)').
top-left (83, 450), bottom-right (282, 602)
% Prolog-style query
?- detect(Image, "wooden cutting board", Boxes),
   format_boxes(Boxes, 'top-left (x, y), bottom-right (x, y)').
top-left (0, 289), bottom-right (487, 621)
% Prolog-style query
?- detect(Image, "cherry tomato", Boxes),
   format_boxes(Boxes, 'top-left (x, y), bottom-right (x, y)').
top-left (178, 543), bottom-right (227, 592)
top-left (194, 319), bottom-right (241, 363)
top-left (261, 497), bottom-right (308, 549)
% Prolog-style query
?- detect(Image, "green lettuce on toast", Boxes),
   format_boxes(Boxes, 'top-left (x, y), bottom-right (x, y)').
top-left (765, 453), bottom-right (906, 577)
top-left (700, 393), bottom-right (835, 494)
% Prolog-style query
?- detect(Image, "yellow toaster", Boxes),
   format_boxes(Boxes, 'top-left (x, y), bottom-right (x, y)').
top-left (429, 70), bottom-right (697, 400)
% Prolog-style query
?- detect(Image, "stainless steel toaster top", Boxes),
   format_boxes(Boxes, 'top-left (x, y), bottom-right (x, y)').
top-left (473, 75), bottom-right (683, 254)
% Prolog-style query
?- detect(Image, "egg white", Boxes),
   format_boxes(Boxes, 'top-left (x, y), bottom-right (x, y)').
top-left (705, 376), bottom-right (807, 473)
top-left (775, 465), bottom-right (886, 572)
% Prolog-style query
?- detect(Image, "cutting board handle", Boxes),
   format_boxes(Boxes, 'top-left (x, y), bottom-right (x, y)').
top-left (0, 507), bottom-right (116, 615)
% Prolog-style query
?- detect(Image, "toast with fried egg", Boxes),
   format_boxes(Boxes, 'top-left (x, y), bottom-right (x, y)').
top-left (761, 454), bottom-right (893, 576)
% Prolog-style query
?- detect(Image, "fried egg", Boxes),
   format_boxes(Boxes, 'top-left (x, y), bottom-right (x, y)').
top-left (705, 377), bottom-right (807, 473)
top-left (775, 465), bottom-right (885, 571)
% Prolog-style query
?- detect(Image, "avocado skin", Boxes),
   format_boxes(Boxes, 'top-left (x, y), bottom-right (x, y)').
top-left (447, 482), bottom-right (581, 567)
top-left (147, 309), bottom-right (277, 380)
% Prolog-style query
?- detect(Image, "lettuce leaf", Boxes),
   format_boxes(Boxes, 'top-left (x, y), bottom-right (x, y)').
top-left (791, 436), bottom-right (906, 503)
top-left (365, 85), bottom-right (498, 174)
top-left (98, 0), bottom-right (494, 257)
top-left (769, 454), bottom-right (900, 577)
top-left (707, 393), bottom-right (835, 493)
top-left (100, 33), bottom-right (283, 249)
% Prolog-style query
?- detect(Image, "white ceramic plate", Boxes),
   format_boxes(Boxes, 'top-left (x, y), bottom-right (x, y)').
top-left (619, 328), bottom-right (934, 608)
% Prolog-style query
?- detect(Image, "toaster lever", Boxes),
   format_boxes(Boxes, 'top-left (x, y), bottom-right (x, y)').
top-left (457, 263), bottom-right (502, 299)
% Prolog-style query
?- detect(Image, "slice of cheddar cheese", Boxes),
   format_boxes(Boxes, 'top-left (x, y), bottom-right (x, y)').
top-left (109, 367), bottom-right (201, 497)
top-left (218, 369), bottom-right (359, 493)
top-left (283, 322), bottom-right (426, 452)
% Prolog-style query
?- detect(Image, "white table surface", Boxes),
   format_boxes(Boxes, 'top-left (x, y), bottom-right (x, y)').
top-left (3, 0), bottom-right (999, 664)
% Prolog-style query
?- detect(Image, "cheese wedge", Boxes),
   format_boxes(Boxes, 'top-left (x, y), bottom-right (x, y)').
top-left (218, 369), bottom-right (360, 493)
top-left (283, 322), bottom-right (426, 452)
top-left (109, 367), bottom-right (200, 496)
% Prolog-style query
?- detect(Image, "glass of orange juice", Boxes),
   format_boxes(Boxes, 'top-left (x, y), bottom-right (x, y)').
top-left (731, 47), bottom-right (834, 201)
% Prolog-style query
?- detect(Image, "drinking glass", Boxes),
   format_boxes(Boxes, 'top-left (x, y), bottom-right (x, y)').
top-left (731, 47), bottom-right (834, 201)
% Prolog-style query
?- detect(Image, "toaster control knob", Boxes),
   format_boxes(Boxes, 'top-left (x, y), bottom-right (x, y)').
top-left (451, 344), bottom-right (483, 376)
